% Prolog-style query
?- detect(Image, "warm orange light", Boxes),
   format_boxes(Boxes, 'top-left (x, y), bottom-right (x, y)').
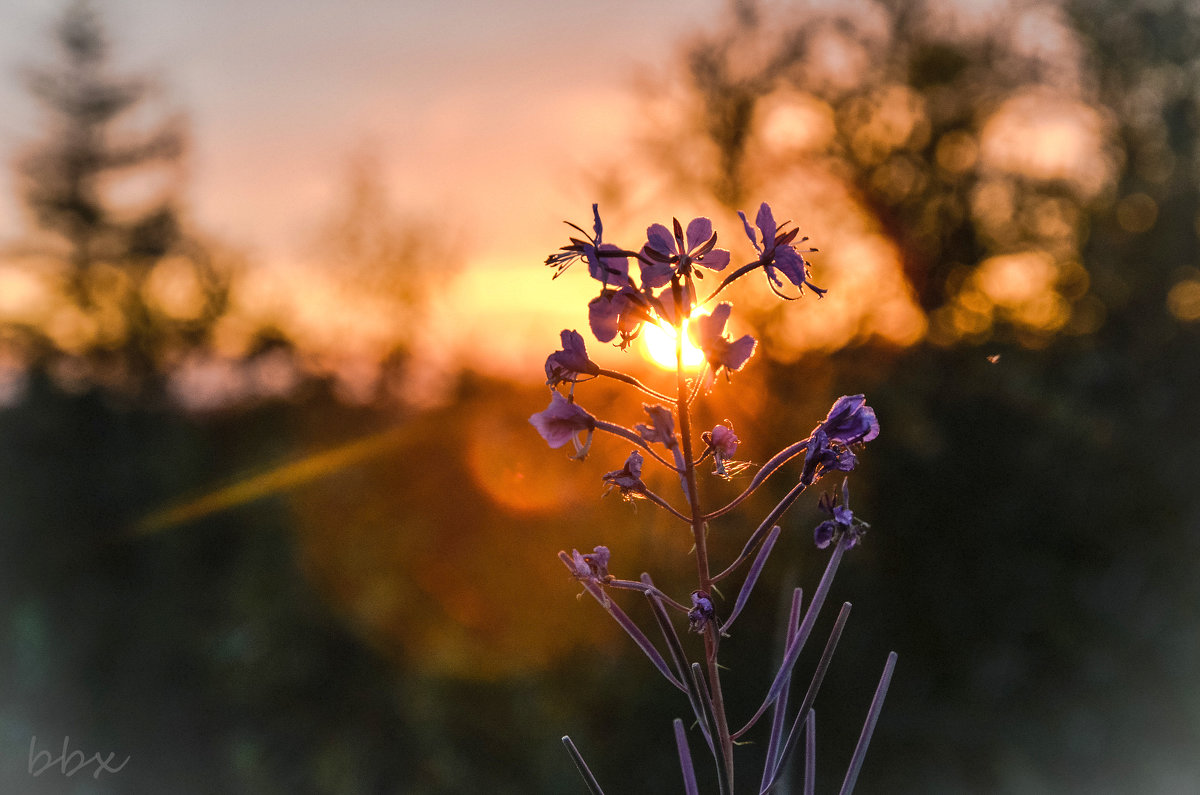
top-left (642, 318), bottom-right (705, 370)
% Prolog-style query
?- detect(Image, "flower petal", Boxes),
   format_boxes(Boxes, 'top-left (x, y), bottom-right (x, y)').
top-left (685, 217), bottom-right (714, 252)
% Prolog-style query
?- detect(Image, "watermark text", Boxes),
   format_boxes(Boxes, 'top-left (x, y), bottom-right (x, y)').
top-left (28, 736), bottom-right (129, 779)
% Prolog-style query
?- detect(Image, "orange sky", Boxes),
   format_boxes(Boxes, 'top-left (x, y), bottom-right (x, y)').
top-left (0, 0), bottom-right (728, 388)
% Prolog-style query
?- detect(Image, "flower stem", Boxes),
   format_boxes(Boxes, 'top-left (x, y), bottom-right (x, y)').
top-left (672, 274), bottom-right (735, 790)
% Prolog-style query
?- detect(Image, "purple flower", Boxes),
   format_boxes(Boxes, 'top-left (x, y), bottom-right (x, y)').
top-left (546, 204), bottom-right (631, 288)
top-left (737, 202), bottom-right (825, 299)
top-left (545, 329), bottom-right (600, 387)
top-left (703, 423), bottom-right (741, 477)
top-left (691, 303), bottom-right (757, 375)
top-left (800, 395), bottom-right (879, 485)
top-left (813, 481), bottom-right (868, 549)
top-left (635, 404), bottom-right (678, 449)
top-left (566, 545), bottom-right (612, 582)
top-left (602, 451), bottom-right (646, 498)
top-left (819, 394), bottom-right (880, 446)
top-left (687, 590), bottom-right (716, 633)
top-left (529, 391), bottom-right (596, 458)
top-left (643, 216), bottom-right (731, 277)
top-left (708, 424), bottom-right (739, 458)
top-left (588, 286), bottom-right (650, 349)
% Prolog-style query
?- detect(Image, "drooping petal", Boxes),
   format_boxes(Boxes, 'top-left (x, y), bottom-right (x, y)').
top-left (588, 292), bottom-right (626, 343)
top-left (636, 404), bottom-right (678, 448)
top-left (545, 329), bottom-right (600, 385)
top-left (529, 391), bottom-right (596, 448)
top-left (587, 243), bottom-right (630, 287)
top-left (723, 334), bottom-right (757, 372)
top-left (693, 302), bottom-right (732, 347)
top-left (602, 450), bottom-right (646, 495)
top-left (820, 394), bottom-right (880, 446)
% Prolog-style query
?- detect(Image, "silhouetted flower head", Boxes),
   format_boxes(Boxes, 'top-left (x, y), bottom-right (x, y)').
top-left (688, 590), bottom-right (716, 633)
top-left (738, 202), bottom-right (825, 299)
top-left (530, 391), bottom-right (595, 458)
top-left (603, 451), bottom-right (646, 498)
top-left (691, 303), bottom-right (757, 376)
top-left (813, 480), bottom-right (868, 549)
top-left (545, 329), bottom-right (600, 387)
top-left (643, 217), bottom-right (731, 280)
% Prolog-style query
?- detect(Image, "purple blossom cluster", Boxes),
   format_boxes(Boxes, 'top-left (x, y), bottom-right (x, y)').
top-left (533, 204), bottom-right (895, 794)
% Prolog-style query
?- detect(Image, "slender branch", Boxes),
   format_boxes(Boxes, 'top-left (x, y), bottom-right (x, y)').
top-left (735, 540), bottom-right (847, 737)
top-left (560, 553), bottom-right (686, 692)
top-left (720, 525), bottom-right (781, 634)
top-left (593, 419), bottom-right (680, 472)
top-left (640, 489), bottom-right (693, 523)
top-left (597, 368), bottom-right (675, 403)
top-left (760, 603), bottom-right (851, 790)
top-left (713, 478), bottom-right (809, 584)
top-left (700, 260), bottom-right (762, 306)
top-left (604, 577), bottom-right (691, 613)
top-left (562, 736), bottom-right (607, 795)
top-left (674, 719), bottom-right (701, 795)
top-left (644, 586), bottom-right (716, 755)
top-left (838, 652), bottom-right (898, 795)
top-left (760, 588), bottom-right (803, 794)
top-left (690, 663), bottom-right (729, 795)
top-left (704, 438), bottom-right (810, 521)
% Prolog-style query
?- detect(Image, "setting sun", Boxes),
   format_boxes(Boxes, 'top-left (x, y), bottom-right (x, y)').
top-left (641, 318), bottom-right (706, 370)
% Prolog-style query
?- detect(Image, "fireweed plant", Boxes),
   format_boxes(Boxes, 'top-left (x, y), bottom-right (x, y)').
top-left (531, 204), bottom-right (897, 794)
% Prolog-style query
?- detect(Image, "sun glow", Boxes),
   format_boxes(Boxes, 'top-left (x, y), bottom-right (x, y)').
top-left (642, 319), bottom-right (706, 370)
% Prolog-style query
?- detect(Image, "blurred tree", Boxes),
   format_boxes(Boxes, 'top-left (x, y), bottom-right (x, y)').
top-left (7, 0), bottom-right (228, 399)
top-left (294, 147), bottom-right (458, 405)
top-left (628, 0), bottom-right (1117, 353)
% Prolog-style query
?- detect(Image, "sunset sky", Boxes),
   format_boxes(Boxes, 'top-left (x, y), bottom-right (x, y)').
top-left (0, 0), bottom-right (1116, 399)
top-left (0, 0), bottom-right (731, 387)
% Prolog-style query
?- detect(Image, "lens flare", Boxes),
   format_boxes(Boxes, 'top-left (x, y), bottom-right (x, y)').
top-left (642, 318), bottom-right (705, 370)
